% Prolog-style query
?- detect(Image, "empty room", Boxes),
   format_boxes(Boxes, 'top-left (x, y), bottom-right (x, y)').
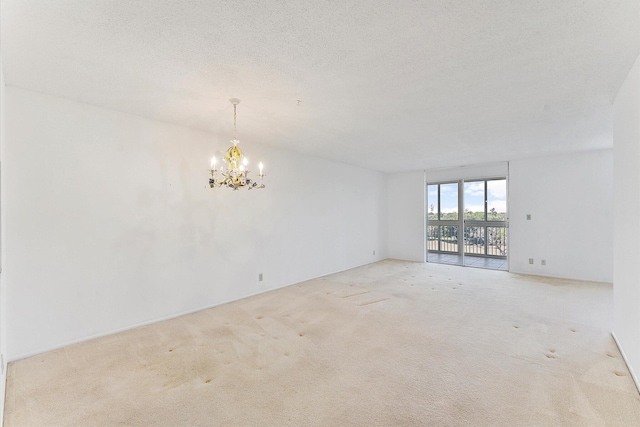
top-left (1, 1), bottom-right (640, 425)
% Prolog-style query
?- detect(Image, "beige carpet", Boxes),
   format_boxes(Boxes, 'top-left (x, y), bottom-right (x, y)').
top-left (5, 260), bottom-right (640, 426)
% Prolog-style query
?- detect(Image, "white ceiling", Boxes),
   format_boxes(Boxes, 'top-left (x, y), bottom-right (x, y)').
top-left (1, 1), bottom-right (639, 172)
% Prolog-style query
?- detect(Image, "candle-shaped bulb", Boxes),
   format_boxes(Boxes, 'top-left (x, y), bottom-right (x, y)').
top-left (239, 164), bottom-right (245, 172)
top-left (243, 157), bottom-right (248, 166)
top-left (211, 156), bottom-right (217, 168)
top-left (259, 162), bottom-right (264, 175)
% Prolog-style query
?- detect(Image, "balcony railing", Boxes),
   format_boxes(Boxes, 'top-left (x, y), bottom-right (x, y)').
top-left (428, 225), bottom-right (507, 257)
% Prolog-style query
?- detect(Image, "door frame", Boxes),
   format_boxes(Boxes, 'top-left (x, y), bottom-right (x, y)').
top-left (426, 177), bottom-right (509, 269)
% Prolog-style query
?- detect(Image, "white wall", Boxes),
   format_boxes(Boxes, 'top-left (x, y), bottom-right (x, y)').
top-left (509, 150), bottom-right (613, 282)
top-left (613, 53), bottom-right (640, 387)
top-left (3, 87), bottom-right (388, 360)
top-left (387, 171), bottom-right (425, 262)
top-left (0, 51), bottom-right (7, 423)
top-left (387, 154), bottom-right (613, 284)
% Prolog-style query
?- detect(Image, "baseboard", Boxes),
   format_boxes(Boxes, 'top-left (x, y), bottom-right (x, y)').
top-left (9, 258), bottom-right (388, 362)
top-left (612, 332), bottom-right (640, 395)
top-left (508, 271), bottom-right (612, 286)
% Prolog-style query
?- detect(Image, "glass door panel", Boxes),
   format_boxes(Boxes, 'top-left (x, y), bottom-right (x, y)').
top-left (487, 179), bottom-right (507, 221)
top-left (487, 226), bottom-right (507, 256)
top-left (439, 183), bottom-right (458, 220)
top-left (427, 185), bottom-right (438, 222)
top-left (440, 226), bottom-right (459, 252)
top-left (462, 178), bottom-right (508, 270)
top-left (464, 226), bottom-right (485, 255)
top-left (427, 225), bottom-right (439, 251)
top-left (426, 182), bottom-right (462, 265)
top-left (464, 181), bottom-right (486, 221)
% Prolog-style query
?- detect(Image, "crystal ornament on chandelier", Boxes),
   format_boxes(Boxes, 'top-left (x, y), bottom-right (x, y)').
top-left (209, 98), bottom-right (265, 190)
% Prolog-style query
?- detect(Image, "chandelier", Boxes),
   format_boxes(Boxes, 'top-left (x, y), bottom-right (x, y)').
top-left (209, 98), bottom-right (265, 190)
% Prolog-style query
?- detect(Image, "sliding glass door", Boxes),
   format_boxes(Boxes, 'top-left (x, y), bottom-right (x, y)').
top-left (427, 178), bottom-right (508, 270)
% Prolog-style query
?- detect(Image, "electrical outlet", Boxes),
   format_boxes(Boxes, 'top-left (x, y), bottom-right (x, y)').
top-left (541, 260), bottom-right (546, 266)
top-left (526, 214), bottom-right (532, 220)
top-left (258, 273), bottom-right (263, 282)
top-left (529, 258), bottom-right (534, 265)
top-left (373, 250), bottom-right (376, 255)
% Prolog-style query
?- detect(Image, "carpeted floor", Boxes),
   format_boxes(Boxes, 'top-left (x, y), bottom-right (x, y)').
top-left (5, 260), bottom-right (640, 426)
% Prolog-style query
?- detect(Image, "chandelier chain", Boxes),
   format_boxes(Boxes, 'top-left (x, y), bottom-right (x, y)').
top-left (233, 104), bottom-right (237, 140)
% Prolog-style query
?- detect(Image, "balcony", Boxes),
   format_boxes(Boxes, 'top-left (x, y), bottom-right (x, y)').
top-left (427, 224), bottom-right (507, 270)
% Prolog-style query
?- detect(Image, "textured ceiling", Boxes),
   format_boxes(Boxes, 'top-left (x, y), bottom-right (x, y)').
top-left (1, 1), bottom-right (639, 172)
